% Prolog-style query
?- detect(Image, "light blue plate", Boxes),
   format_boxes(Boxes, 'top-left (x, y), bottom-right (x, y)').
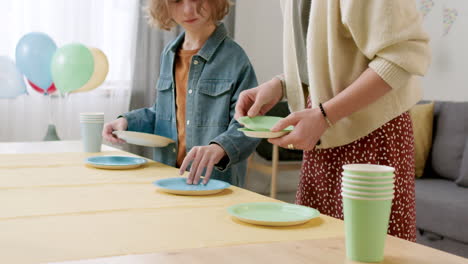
top-left (153, 177), bottom-right (231, 195)
top-left (86, 156), bottom-right (147, 169)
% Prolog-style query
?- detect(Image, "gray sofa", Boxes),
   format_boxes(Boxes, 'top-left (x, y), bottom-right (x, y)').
top-left (416, 101), bottom-right (468, 258)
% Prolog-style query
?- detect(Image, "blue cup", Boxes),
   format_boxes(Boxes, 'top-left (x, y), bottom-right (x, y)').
top-left (80, 122), bottom-right (103, 152)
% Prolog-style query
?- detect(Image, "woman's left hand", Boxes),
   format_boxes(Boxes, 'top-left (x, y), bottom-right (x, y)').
top-left (179, 144), bottom-right (226, 185)
top-left (268, 108), bottom-right (329, 151)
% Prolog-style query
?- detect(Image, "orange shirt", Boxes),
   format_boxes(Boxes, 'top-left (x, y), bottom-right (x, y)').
top-left (175, 48), bottom-right (199, 167)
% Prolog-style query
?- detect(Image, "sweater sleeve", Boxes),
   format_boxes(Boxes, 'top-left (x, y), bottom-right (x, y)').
top-left (340, 0), bottom-right (431, 90)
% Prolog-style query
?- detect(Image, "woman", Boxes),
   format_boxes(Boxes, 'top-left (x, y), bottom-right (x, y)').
top-left (103, 0), bottom-right (259, 186)
top-left (235, 0), bottom-right (431, 241)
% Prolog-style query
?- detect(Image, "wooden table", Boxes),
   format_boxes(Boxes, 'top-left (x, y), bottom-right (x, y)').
top-left (53, 237), bottom-right (467, 264)
top-left (0, 141), bottom-right (466, 264)
top-left (0, 140), bottom-right (117, 154)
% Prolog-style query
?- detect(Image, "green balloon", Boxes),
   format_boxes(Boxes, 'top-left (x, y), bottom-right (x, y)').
top-left (51, 43), bottom-right (94, 94)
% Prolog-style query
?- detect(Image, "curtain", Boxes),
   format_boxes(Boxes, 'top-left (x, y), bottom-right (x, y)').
top-left (0, 0), bottom-right (139, 141)
top-left (225, 0), bottom-right (237, 38)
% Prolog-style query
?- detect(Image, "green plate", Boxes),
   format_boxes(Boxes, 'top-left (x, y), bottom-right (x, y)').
top-left (227, 202), bottom-right (320, 226)
top-left (237, 127), bottom-right (290, 138)
top-left (238, 116), bottom-right (293, 132)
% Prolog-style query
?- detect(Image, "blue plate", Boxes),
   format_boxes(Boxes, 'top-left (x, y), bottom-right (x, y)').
top-left (153, 177), bottom-right (231, 195)
top-left (86, 156), bottom-right (147, 170)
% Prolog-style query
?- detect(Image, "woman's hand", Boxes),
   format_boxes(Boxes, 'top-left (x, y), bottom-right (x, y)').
top-left (268, 108), bottom-right (328, 151)
top-left (234, 77), bottom-right (283, 119)
top-left (179, 144), bottom-right (226, 185)
top-left (102, 117), bottom-right (128, 144)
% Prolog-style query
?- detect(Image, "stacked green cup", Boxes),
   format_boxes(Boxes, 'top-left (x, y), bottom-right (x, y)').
top-left (341, 164), bottom-right (395, 263)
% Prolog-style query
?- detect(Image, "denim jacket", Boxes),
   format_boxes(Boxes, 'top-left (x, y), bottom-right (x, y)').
top-left (123, 23), bottom-right (259, 186)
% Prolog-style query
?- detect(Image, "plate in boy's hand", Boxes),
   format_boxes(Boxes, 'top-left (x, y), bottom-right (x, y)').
top-left (86, 155), bottom-right (147, 170)
top-left (238, 128), bottom-right (290, 139)
top-left (237, 116), bottom-right (294, 131)
top-left (153, 177), bottom-right (231, 196)
top-left (112, 131), bottom-right (175, 147)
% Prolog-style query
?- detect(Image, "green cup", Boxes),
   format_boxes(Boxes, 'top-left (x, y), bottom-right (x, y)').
top-left (342, 193), bottom-right (393, 262)
top-left (342, 172), bottom-right (394, 182)
top-left (343, 164), bottom-right (395, 177)
top-left (342, 187), bottom-right (394, 198)
top-left (342, 182), bottom-right (394, 194)
top-left (342, 177), bottom-right (395, 188)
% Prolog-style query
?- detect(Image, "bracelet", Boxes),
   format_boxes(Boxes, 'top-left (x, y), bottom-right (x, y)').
top-left (274, 74), bottom-right (287, 99)
top-left (319, 103), bottom-right (333, 127)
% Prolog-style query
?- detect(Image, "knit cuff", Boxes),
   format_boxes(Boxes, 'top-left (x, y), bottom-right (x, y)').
top-left (121, 112), bottom-right (140, 132)
top-left (209, 135), bottom-right (239, 172)
top-left (369, 57), bottom-right (412, 90)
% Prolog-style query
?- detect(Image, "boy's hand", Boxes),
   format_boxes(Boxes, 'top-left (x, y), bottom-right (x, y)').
top-left (179, 144), bottom-right (226, 185)
top-left (102, 117), bottom-right (128, 144)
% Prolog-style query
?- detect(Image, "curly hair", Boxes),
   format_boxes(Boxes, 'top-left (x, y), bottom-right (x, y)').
top-left (146, 0), bottom-right (232, 31)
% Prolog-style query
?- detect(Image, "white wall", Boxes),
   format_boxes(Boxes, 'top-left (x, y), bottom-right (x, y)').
top-left (234, 0), bottom-right (282, 84)
top-left (420, 0), bottom-right (468, 101)
top-left (235, 0), bottom-right (468, 101)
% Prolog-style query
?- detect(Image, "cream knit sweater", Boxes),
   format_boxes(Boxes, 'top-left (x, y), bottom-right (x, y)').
top-left (281, 0), bottom-right (431, 148)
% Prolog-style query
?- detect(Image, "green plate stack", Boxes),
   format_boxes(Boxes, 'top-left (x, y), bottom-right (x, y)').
top-left (237, 116), bottom-right (293, 139)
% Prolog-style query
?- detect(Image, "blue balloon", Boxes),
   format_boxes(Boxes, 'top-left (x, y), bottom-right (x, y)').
top-left (0, 56), bottom-right (27, 99)
top-left (15, 32), bottom-right (57, 90)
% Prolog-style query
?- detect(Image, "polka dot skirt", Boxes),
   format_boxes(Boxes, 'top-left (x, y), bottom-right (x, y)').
top-left (296, 101), bottom-right (416, 241)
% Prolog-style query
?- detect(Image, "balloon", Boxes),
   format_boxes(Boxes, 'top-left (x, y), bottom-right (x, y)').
top-left (27, 80), bottom-right (56, 95)
top-left (0, 56), bottom-right (27, 98)
top-left (72, 47), bottom-right (109, 93)
top-left (51, 43), bottom-right (94, 94)
top-left (15, 32), bottom-right (57, 90)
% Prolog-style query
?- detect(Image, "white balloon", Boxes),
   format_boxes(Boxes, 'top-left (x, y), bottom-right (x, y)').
top-left (0, 56), bottom-right (27, 99)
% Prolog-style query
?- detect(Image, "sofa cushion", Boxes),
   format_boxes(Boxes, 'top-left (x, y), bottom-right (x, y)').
top-left (417, 230), bottom-right (468, 258)
top-left (456, 138), bottom-right (468, 187)
top-left (431, 102), bottom-right (468, 181)
top-left (416, 178), bottom-right (468, 243)
top-left (409, 102), bottom-right (434, 178)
